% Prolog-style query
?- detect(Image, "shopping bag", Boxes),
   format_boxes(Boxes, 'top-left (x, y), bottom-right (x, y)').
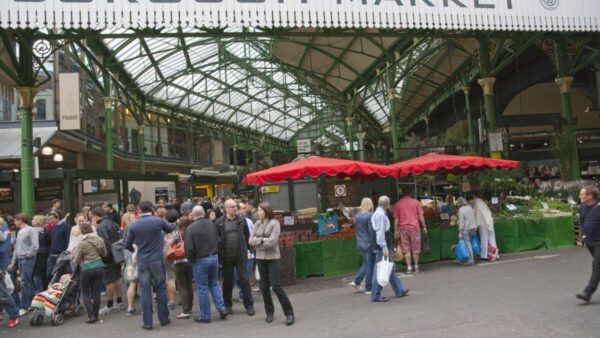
top-left (4, 272), bottom-right (14, 294)
top-left (376, 256), bottom-right (394, 287)
top-left (421, 233), bottom-right (432, 254)
top-left (487, 245), bottom-right (498, 262)
top-left (471, 235), bottom-right (481, 256)
top-left (454, 240), bottom-right (469, 262)
top-left (317, 213), bottom-right (339, 236)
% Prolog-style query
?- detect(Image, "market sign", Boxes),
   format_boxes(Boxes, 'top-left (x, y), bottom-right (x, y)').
top-left (59, 73), bottom-right (81, 131)
top-left (334, 184), bottom-right (346, 197)
top-left (261, 185), bottom-right (280, 194)
top-left (297, 139), bottom-right (312, 154)
top-left (2, 1), bottom-right (599, 32)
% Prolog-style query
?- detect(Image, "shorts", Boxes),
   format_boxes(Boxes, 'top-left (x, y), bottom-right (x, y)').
top-left (399, 228), bottom-right (421, 254)
top-left (104, 263), bottom-right (122, 284)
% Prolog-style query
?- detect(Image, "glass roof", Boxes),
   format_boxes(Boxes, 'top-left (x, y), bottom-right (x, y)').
top-left (103, 27), bottom-right (341, 141)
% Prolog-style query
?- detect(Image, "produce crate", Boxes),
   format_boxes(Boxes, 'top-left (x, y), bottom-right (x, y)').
top-left (280, 249), bottom-right (296, 286)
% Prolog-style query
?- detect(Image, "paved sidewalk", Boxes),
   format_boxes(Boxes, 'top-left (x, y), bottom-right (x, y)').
top-left (2, 247), bottom-right (599, 337)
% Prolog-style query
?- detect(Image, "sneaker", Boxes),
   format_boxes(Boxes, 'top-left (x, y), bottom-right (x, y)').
top-left (113, 303), bottom-right (126, 312)
top-left (99, 306), bottom-right (114, 316)
top-left (414, 266), bottom-right (420, 273)
top-left (252, 287), bottom-right (261, 292)
top-left (365, 291), bottom-right (372, 295)
top-left (406, 268), bottom-right (413, 274)
top-left (576, 293), bottom-right (591, 304)
top-left (18, 309), bottom-right (28, 317)
top-left (168, 303), bottom-right (176, 310)
top-left (126, 308), bottom-right (138, 317)
top-left (348, 281), bottom-right (361, 291)
top-left (7, 318), bottom-right (19, 328)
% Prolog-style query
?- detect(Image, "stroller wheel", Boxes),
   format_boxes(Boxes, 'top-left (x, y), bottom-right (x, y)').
top-left (30, 312), bottom-right (44, 326)
top-left (51, 313), bottom-right (65, 326)
top-left (74, 305), bottom-right (85, 317)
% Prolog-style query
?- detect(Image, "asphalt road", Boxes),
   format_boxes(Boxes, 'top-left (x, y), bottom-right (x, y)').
top-left (2, 247), bottom-right (599, 338)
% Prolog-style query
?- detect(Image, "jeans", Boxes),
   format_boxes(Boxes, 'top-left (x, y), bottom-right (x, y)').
top-left (584, 239), bottom-right (600, 296)
top-left (0, 273), bottom-right (19, 320)
top-left (9, 269), bottom-right (19, 306)
top-left (234, 258), bottom-right (254, 300)
top-left (18, 257), bottom-right (36, 310)
top-left (46, 254), bottom-right (59, 281)
top-left (222, 256), bottom-right (253, 309)
top-left (34, 254), bottom-right (49, 292)
top-left (138, 260), bottom-right (170, 328)
top-left (353, 242), bottom-right (375, 292)
top-left (191, 255), bottom-right (225, 320)
top-left (256, 259), bottom-right (294, 316)
top-left (80, 268), bottom-right (103, 319)
top-left (462, 230), bottom-right (475, 265)
top-left (371, 250), bottom-right (406, 302)
top-left (174, 262), bottom-right (194, 314)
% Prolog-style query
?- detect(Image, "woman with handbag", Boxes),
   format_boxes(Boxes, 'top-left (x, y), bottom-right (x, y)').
top-left (248, 202), bottom-right (294, 326)
top-left (170, 216), bottom-right (194, 319)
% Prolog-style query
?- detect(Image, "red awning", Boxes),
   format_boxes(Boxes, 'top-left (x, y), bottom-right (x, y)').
top-left (242, 156), bottom-right (397, 187)
top-left (390, 153), bottom-right (519, 177)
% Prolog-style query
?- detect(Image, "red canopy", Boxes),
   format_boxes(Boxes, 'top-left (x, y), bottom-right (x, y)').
top-left (242, 156), bottom-right (397, 187)
top-left (390, 153), bottom-right (519, 177)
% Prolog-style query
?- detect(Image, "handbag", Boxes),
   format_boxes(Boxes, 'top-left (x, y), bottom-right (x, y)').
top-left (421, 232), bottom-right (432, 254)
top-left (392, 247), bottom-right (404, 262)
top-left (3, 272), bottom-right (14, 294)
top-left (167, 240), bottom-right (185, 261)
top-left (471, 235), bottom-right (482, 256)
top-left (376, 256), bottom-right (394, 287)
top-left (111, 239), bottom-right (125, 264)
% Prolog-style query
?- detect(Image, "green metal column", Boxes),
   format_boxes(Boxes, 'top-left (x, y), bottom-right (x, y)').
top-left (386, 67), bottom-right (400, 161)
top-left (463, 86), bottom-right (475, 146)
top-left (16, 30), bottom-right (36, 216)
top-left (103, 97), bottom-right (114, 171)
top-left (477, 37), bottom-right (497, 134)
top-left (555, 39), bottom-right (580, 180)
top-left (232, 144), bottom-right (238, 193)
top-left (345, 113), bottom-right (355, 160)
top-left (17, 87), bottom-right (36, 216)
top-left (139, 125), bottom-right (146, 174)
top-left (102, 63), bottom-right (114, 171)
top-left (594, 59), bottom-right (600, 113)
top-left (63, 171), bottom-right (74, 224)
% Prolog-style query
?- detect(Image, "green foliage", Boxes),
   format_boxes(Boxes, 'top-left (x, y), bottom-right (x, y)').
top-left (470, 169), bottom-right (519, 194)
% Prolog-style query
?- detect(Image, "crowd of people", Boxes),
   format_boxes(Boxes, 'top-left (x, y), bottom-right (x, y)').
top-left (0, 196), bottom-right (295, 329)
top-left (350, 188), bottom-right (501, 300)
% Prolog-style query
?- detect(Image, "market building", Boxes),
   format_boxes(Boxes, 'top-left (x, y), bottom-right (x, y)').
top-left (0, 1), bottom-right (598, 217)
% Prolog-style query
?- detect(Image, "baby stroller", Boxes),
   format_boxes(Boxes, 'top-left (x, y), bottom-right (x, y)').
top-left (29, 251), bottom-right (84, 326)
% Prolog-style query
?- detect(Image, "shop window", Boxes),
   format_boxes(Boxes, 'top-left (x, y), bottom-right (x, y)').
top-left (34, 99), bottom-right (46, 120)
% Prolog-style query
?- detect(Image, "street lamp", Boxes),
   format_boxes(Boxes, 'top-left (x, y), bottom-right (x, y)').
top-left (41, 146), bottom-right (53, 155)
top-left (53, 153), bottom-right (63, 162)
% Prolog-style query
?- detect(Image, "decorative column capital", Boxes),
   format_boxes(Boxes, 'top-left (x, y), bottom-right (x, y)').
top-left (355, 132), bottom-right (366, 141)
top-left (16, 87), bottom-right (38, 109)
top-left (103, 97), bottom-right (115, 110)
top-left (138, 125), bottom-right (145, 135)
top-left (462, 86), bottom-right (471, 95)
top-left (387, 89), bottom-right (396, 100)
top-left (477, 77), bottom-right (496, 96)
top-left (555, 76), bottom-right (574, 94)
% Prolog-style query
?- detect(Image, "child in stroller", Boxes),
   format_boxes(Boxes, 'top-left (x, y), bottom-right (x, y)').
top-left (29, 251), bottom-right (83, 326)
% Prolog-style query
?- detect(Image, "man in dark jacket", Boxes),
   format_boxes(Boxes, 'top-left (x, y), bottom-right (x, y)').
top-left (577, 185), bottom-right (600, 303)
top-left (185, 205), bottom-right (227, 323)
top-left (92, 207), bottom-right (124, 315)
top-left (103, 202), bottom-right (121, 227)
top-left (46, 211), bottom-right (70, 281)
top-left (215, 199), bottom-right (254, 316)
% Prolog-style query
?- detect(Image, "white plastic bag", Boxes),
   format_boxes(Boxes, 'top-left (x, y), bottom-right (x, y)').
top-left (4, 272), bottom-right (14, 294)
top-left (376, 256), bottom-right (394, 287)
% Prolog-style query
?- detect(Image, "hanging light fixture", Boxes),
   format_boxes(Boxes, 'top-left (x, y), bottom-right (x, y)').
top-left (53, 153), bottom-right (64, 162)
top-left (41, 146), bottom-right (53, 155)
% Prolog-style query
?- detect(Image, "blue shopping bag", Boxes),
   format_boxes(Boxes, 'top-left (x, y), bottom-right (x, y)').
top-left (454, 240), bottom-right (469, 263)
top-left (317, 213), bottom-right (339, 236)
top-left (471, 235), bottom-right (482, 256)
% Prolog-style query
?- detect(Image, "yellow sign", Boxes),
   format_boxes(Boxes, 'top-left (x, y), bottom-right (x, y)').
top-left (490, 151), bottom-right (503, 159)
top-left (261, 186), bottom-right (280, 193)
